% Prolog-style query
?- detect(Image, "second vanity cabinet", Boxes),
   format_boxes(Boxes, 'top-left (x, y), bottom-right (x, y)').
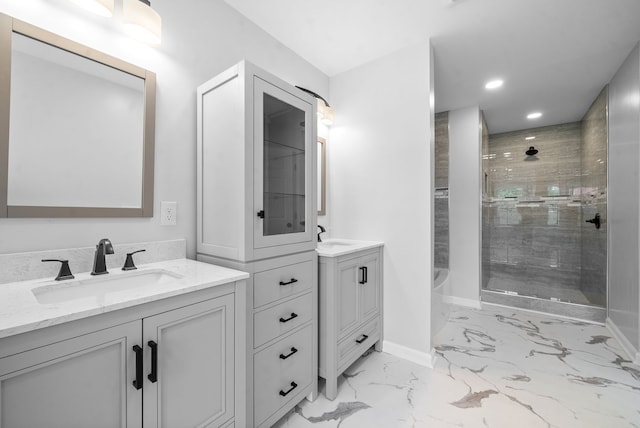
top-left (0, 276), bottom-right (244, 428)
top-left (318, 243), bottom-right (384, 400)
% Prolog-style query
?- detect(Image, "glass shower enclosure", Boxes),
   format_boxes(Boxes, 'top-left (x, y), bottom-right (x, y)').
top-left (481, 87), bottom-right (608, 322)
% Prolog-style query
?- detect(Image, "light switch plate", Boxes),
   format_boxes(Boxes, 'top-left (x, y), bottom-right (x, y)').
top-left (160, 201), bottom-right (177, 226)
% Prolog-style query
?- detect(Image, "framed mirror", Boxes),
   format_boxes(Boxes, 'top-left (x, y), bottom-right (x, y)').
top-left (0, 13), bottom-right (156, 218)
top-left (317, 137), bottom-right (326, 215)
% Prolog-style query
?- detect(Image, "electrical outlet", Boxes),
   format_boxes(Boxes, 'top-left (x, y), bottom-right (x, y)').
top-left (160, 201), bottom-right (177, 226)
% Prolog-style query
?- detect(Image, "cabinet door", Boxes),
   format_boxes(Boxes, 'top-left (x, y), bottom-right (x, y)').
top-left (336, 259), bottom-right (360, 339)
top-left (143, 294), bottom-right (235, 428)
top-left (253, 77), bottom-right (314, 249)
top-left (0, 321), bottom-right (141, 428)
top-left (359, 255), bottom-right (381, 322)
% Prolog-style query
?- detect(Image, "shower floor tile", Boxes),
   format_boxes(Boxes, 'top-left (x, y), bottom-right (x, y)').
top-left (274, 305), bottom-right (640, 428)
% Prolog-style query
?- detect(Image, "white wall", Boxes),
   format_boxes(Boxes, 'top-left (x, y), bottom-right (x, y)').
top-left (0, 0), bottom-right (328, 257)
top-left (608, 42), bottom-right (640, 358)
top-left (448, 106), bottom-right (482, 306)
top-left (328, 41), bottom-right (434, 363)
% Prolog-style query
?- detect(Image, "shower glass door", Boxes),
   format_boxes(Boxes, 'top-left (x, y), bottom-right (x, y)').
top-left (481, 88), bottom-right (608, 308)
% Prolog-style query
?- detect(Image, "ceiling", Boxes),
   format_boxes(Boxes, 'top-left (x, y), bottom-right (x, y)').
top-left (224, 0), bottom-right (640, 133)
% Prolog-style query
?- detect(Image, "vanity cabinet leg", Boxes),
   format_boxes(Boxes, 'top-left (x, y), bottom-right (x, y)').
top-left (325, 377), bottom-right (338, 400)
top-left (374, 340), bottom-right (382, 352)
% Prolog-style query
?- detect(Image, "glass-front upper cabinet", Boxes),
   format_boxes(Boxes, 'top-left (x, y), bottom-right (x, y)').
top-left (254, 77), bottom-right (314, 248)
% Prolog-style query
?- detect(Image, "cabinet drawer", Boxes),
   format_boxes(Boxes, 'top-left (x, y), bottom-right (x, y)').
top-left (254, 325), bottom-right (313, 427)
top-left (337, 317), bottom-right (380, 372)
top-left (254, 260), bottom-right (313, 308)
top-left (254, 292), bottom-right (312, 348)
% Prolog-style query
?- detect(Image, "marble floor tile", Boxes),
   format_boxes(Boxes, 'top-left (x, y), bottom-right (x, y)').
top-left (274, 305), bottom-right (640, 428)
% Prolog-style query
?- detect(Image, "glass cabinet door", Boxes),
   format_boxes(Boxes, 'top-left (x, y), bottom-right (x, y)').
top-left (254, 78), bottom-right (314, 248)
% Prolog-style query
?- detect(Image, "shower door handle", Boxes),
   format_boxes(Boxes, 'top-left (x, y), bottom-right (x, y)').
top-left (585, 213), bottom-right (601, 229)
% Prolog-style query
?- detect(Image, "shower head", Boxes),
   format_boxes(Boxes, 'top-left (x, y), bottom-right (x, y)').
top-left (525, 146), bottom-right (538, 156)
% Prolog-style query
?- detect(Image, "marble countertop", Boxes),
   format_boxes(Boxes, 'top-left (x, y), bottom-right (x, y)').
top-left (0, 258), bottom-right (249, 340)
top-left (316, 238), bottom-right (384, 258)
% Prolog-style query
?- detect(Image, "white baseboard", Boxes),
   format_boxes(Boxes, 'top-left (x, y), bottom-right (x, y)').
top-left (444, 295), bottom-right (481, 309)
top-left (605, 317), bottom-right (640, 364)
top-left (382, 340), bottom-right (436, 368)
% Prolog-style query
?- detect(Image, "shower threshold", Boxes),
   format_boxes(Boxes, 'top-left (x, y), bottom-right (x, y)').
top-left (481, 289), bottom-right (606, 323)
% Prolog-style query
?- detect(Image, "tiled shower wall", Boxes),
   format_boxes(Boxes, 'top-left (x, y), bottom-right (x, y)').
top-left (482, 88), bottom-right (608, 306)
top-left (435, 111), bottom-right (449, 270)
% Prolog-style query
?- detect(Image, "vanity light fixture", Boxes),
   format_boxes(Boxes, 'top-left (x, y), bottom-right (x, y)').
top-left (527, 112), bottom-right (542, 119)
top-left (485, 79), bottom-right (503, 90)
top-left (123, 0), bottom-right (162, 45)
top-left (69, 0), bottom-right (114, 17)
top-left (295, 86), bottom-right (336, 126)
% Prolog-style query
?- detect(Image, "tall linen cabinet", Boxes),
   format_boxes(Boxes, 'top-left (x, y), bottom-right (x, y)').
top-left (196, 60), bottom-right (318, 427)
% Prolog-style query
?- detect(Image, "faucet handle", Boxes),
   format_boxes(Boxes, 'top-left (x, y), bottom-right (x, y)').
top-left (122, 249), bottom-right (146, 271)
top-left (41, 259), bottom-right (75, 281)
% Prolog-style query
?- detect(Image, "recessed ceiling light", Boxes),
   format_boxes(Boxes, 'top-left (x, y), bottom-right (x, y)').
top-left (485, 79), bottom-right (504, 90)
top-left (527, 112), bottom-right (542, 119)
top-left (525, 136), bottom-right (536, 140)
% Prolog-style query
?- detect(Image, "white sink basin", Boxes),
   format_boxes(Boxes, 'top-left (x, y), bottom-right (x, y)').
top-left (32, 268), bottom-right (183, 304)
top-left (316, 239), bottom-right (384, 258)
top-left (317, 240), bottom-right (355, 250)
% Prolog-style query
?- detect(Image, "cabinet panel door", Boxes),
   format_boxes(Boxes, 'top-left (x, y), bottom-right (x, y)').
top-left (143, 295), bottom-right (235, 428)
top-left (359, 255), bottom-right (381, 322)
top-left (337, 260), bottom-right (360, 339)
top-left (0, 321), bottom-right (141, 428)
top-left (253, 77), bottom-right (314, 249)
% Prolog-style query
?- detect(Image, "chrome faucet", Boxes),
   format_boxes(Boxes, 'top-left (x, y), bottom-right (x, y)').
top-left (317, 225), bottom-right (326, 242)
top-left (91, 238), bottom-right (114, 275)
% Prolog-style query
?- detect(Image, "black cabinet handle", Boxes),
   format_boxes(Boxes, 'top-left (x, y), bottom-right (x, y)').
top-left (356, 334), bottom-right (369, 344)
top-left (279, 312), bottom-right (298, 323)
top-left (147, 341), bottom-right (158, 383)
top-left (279, 347), bottom-right (298, 360)
top-left (279, 381), bottom-right (298, 397)
top-left (257, 210), bottom-right (265, 218)
top-left (364, 266), bottom-right (368, 283)
top-left (359, 266), bottom-right (368, 284)
top-left (132, 345), bottom-right (143, 390)
top-left (279, 278), bottom-right (298, 286)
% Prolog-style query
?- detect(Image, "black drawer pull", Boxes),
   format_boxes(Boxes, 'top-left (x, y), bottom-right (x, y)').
top-left (279, 278), bottom-right (298, 286)
top-left (147, 341), bottom-right (158, 383)
top-left (132, 345), bottom-right (143, 390)
top-left (279, 381), bottom-right (298, 397)
top-left (279, 347), bottom-right (298, 360)
top-left (356, 334), bottom-right (369, 344)
top-left (279, 312), bottom-right (298, 323)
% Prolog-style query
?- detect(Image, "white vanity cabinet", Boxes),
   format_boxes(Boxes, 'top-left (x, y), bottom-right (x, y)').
top-left (196, 60), bottom-right (318, 427)
top-left (0, 279), bottom-right (244, 428)
top-left (318, 244), bottom-right (384, 400)
top-left (0, 321), bottom-right (141, 428)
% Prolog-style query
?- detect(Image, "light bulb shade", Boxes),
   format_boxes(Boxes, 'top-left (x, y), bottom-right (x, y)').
top-left (123, 0), bottom-right (162, 45)
top-left (321, 105), bottom-right (335, 126)
top-left (69, 0), bottom-right (114, 17)
top-left (316, 98), bottom-right (335, 126)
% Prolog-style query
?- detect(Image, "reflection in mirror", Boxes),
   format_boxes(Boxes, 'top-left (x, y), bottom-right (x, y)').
top-left (0, 13), bottom-right (156, 218)
top-left (8, 33), bottom-right (145, 209)
top-left (317, 137), bottom-right (326, 215)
